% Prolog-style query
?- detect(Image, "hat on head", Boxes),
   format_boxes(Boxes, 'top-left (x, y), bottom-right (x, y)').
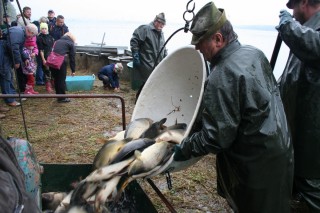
top-left (190, 2), bottom-right (227, 45)
top-left (114, 63), bottom-right (123, 73)
top-left (287, 0), bottom-right (320, 9)
top-left (40, 23), bottom-right (48, 30)
top-left (48, 9), bottom-right (54, 13)
top-left (154, 12), bottom-right (166, 25)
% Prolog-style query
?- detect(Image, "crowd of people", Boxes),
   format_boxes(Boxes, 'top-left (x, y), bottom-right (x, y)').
top-left (0, 6), bottom-right (76, 114)
top-left (1, 5), bottom-right (169, 116)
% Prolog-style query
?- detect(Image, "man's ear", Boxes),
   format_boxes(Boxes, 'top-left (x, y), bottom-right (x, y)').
top-left (213, 33), bottom-right (224, 46)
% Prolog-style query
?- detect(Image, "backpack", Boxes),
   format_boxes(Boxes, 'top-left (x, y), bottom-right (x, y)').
top-left (0, 136), bottom-right (41, 213)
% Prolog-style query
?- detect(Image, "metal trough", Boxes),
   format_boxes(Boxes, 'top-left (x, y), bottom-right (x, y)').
top-left (41, 163), bottom-right (157, 212)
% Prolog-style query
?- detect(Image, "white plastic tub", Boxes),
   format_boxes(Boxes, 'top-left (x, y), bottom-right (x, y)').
top-left (132, 45), bottom-right (207, 136)
top-left (131, 45), bottom-right (207, 173)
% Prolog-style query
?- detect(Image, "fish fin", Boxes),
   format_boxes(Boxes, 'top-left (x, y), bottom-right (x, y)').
top-left (114, 175), bottom-right (133, 202)
top-left (97, 138), bottom-right (108, 144)
top-left (134, 150), bottom-right (142, 159)
top-left (159, 117), bottom-right (167, 130)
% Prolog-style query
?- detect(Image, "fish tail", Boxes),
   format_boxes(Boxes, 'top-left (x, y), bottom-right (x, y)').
top-left (113, 175), bottom-right (133, 202)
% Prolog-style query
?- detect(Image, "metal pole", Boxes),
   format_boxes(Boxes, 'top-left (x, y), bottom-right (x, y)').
top-left (146, 178), bottom-right (177, 213)
top-left (98, 32), bottom-right (106, 59)
top-left (270, 33), bottom-right (282, 71)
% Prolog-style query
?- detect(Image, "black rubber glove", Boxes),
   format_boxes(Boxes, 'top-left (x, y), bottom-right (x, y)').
top-left (173, 144), bottom-right (190, 161)
top-left (132, 51), bottom-right (140, 67)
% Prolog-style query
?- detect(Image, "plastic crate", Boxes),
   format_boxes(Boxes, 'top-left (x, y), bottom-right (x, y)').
top-left (66, 75), bottom-right (95, 91)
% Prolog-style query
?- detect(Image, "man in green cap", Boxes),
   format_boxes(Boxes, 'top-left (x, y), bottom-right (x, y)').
top-left (276, 0), bottom-right (320, 212)
top-left (171, 1), bottom-right (294, 212)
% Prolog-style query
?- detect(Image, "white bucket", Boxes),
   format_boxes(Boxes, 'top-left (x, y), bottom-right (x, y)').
top-left (131, 45), bottom-right (207, 136)
top-left (131, 45), bottom-right (207, 173)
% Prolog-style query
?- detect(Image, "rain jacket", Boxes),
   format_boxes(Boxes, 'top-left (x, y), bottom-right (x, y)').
top-left (49, 23), bottom-right (69, 41)
top-left (130, 22), bottom-right (167, 82)
top-left (52, 35), bottom-right (76, 73)
top-left (180, 40), bottom-right (294, 212)
top-left (97, 64), bottom-right (119, 88)
top-left (0, 26), bottom-right (28, 81)
top-left (277, 11), bottom-right (320, 179)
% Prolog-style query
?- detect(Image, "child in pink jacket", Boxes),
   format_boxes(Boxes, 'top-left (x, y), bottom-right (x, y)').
top-left (22, 36), bottom-right (39, 94)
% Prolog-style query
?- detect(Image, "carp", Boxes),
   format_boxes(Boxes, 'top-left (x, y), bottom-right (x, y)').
top-left (128, 140), bottom-right (174, 176)
top-left (93, 137), bottom-right (132, 169)
top-left (86, 157), bottom-right (134, 182)
top-left (109, 138), bottom-right (155, 164)
top-left (139, 118), bottom-right (167, 139)
top-left (124, 118), bottom-right (153, 139)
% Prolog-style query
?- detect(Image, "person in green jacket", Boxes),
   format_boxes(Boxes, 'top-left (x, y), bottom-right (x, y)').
top-left (276, 0), bottom-right (320, 212)
top-left (130, 12), bottom-right (168, 101)
top-left (172, 2), bottom-right (294, 212)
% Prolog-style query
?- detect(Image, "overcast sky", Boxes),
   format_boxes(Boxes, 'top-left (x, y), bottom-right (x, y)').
top-left (12, 0), bottom-right (290, 26)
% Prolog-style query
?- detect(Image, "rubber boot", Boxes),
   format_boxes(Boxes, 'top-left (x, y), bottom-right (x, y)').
top-left (30, 87), bottom-right (39, 94)
top-left (45, 82), bottom-right (53, 93)
top-left (24, 85), bottom-right (33, 94)
top-left (50, 79), bottom-right (55, 89)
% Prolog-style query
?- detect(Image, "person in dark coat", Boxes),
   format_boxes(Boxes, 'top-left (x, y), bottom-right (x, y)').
top-left (37, 22), bottom-right (55, 93)
top-left (47, 9), bottom-right (56, 27)
top-left (0, 24), bottom-right (38, 106)
top-left (170, 2), bottom-right (294, 212)
top-left (49, 15), bottom-right (69, 41)
top-left (97, 63), bottom-right (123, 92)
top-left (130, 12), bottom-right (168, 101)
top-left (50, 32), bottom-right (76, 103)
top-left (276, 0), bottom-right (320, 212)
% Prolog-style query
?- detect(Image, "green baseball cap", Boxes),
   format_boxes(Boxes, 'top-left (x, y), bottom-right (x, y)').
top-left (190, 2), bottom-right (227, 45)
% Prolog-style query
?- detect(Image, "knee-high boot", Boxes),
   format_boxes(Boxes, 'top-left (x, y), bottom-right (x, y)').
top-left (45, 81), bottom-right (53, 93)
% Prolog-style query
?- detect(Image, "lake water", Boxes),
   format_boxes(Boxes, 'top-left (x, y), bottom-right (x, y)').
top-left (68, 20), bottom-right (289, 80)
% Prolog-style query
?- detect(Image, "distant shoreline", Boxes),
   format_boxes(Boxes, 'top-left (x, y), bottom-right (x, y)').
top-left (235, 25), bottom-right (276, 31)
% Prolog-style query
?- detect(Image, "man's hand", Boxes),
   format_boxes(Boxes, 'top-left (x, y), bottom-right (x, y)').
top-left (173, 144), bottom-right (190, 161)
top-left (279, 10), bottom-right (293, 26)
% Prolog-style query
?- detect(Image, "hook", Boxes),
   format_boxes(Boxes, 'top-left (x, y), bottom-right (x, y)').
top-left (183, 0), bottom-right (195, 24)
top-left (186, 0), bottom-right (195, 13)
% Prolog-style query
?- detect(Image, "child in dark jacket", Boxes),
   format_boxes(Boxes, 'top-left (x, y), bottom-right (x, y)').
top-left (97, 63), bottom-right (123, 92)
top-left (37, 23), bottom-right (55, 93)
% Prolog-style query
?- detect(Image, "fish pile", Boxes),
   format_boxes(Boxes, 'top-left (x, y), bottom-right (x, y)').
top-left (50, 117), bottom-right (187, 213)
